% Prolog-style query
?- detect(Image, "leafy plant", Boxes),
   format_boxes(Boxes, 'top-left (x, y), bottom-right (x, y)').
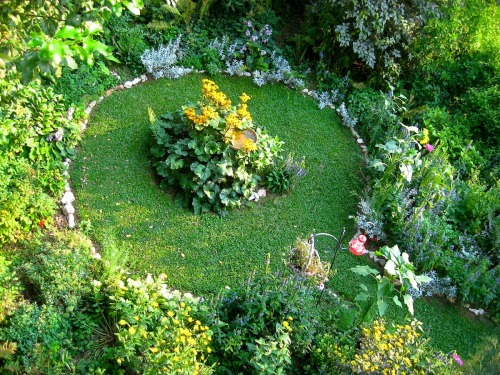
top-left (351, 244), bottom-right (431, 316)
top-left (0, 255), bottom-right (21, 324)
top-left (150, 78), bottom-right (284, 215)
top-left (263, 153), bottom-right (305, 195)
top-left (208, 267), bottom-right (319, 373)
top-left (85, 272), bottom-right (214, 374)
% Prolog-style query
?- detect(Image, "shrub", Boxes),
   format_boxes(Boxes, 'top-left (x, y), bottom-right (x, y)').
top-left (262, 154), bottom-right (305, 195)
top-left (349, 319), bottom-right (461, 374)
top-left (15, 230), bottom-right (97, 313)
top-left (208, 269), bottom-right (319, 373)
top-left (150, 78), bottom-right (284, 215)
top-left (0, 303), bottom-right (75, 374)
top-left (84, 272), bottom-right (214, 374)
top-left (52, 64), bottom-right (119, 108)
top-left (0, 255), bottom-right (21, 324)
top-left (0, 156), bottom-right (56, 244)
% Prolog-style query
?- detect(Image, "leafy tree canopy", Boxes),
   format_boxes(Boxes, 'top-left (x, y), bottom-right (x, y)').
top-left (0, 0), bottom-right (144, 82)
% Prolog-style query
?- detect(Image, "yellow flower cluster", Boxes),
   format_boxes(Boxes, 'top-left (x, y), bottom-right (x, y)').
top-left (184, 106), bottom-right (218, 127)
top-left (419, 128), bottom-right (430, 145)
top-left (237, 103), bottom-right (252, 121)
top-left (110, 274), bottom-right (213, 375)
top-left (243, 139), bottom-right (257, 152)
top-left (202, 79), bottom-right (231, 109)
top-left (226, 113), bottom-right (242, 129)
top-left (350, 319), bottom-right (428, 375)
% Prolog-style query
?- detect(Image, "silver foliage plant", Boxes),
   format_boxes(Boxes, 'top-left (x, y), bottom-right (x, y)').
top-left (328, 0), bottom-right (440, 74)
top-left (140, 35), bottom-right (192, 79)
top-left (336, 102), bottom-right (358, 128)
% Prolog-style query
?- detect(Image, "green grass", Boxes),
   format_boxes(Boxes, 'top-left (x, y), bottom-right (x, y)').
top-left (71, 74), bottom-right (500, 364)
top-left (72, 74), bottom-right (364, 293)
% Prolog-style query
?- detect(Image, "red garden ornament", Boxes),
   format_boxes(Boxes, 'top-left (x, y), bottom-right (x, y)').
top-left (349, 234), bottom-right (367, 256)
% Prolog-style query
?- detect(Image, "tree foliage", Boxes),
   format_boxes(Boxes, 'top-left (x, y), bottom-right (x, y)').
top-left (0, 0), bottom-right (144, 82)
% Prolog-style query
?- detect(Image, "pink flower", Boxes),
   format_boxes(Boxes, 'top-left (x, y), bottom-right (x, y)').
top-left (425, 144), bottom-right (434, 152)
top-left (453, 353), bottom-right (463, 366)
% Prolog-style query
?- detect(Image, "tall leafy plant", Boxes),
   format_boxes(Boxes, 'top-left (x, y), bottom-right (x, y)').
top-left (150, 79), bottom-right (283, 215)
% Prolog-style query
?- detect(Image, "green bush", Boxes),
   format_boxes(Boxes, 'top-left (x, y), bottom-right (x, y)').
top-left (150, 78), bottom-right (284, 215)
top-left (208, 269), bottom-right (319, 373)
top-left (83, 272), bottom-right (214, 374)
top-left (0, 156), bottom-right (56, 244)
top-left (0, 303), bottom-right (75, 374)
top-left (52, 64), bottom-right (119, 108)
top-left (15, 230), bottom-right (97, 313)
top-left (0, 255), bottom-right (21, 324)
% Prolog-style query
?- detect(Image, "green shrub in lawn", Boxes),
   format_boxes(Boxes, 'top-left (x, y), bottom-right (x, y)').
top-left (150, 78), bottom-right (284, 215)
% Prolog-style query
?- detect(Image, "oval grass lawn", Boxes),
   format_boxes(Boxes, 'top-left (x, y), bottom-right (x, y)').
top-left (71, 74), bottom-right (364, 294)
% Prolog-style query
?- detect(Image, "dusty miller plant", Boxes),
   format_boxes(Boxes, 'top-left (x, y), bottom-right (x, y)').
top-left (140, 35), bottom-right (192, 79)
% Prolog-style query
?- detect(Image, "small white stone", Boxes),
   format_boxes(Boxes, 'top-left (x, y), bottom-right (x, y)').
top-left (63, 203), bottom-right (75, 215)
top-left (302, 88), bottom-right (309, 94)
top-left (242, 72), bottom-right (251, 77)
top-left (257, 189), bottom-right (267, 197)
top-left (67, 213), bottom-right (75, 228)
top-left (132, 77), bottom-right (141, 85)
top-left (66, 107), bottom-right (75, 120)
top-left (124, 81), bottom-right (133, 88)
top-left (84, 107), bottom-right (92, 115)
top-left (65, 184), bottom-right (71, 192)
top-left (140, 74), bottom-right (147, 82)
top-left (90, 246), bottom-right (96, 255)
top-left (61, 191), bottom-right (75, 205)
top-left (249, 192), bottom-right (259, 202)
top-left (88, 100), bottom-right (97, 109)
top-left (91, 252), bottom-right (102, 260)
top-left (357, 138), bottom-right (364, 144)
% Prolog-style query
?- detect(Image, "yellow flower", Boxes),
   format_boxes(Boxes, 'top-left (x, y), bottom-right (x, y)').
top-left (288, 316), bottom-right (293, 321)
top-left (133, 316), bottom-right (139, 321)
top-left (419, 128), bottom-right (430, 144)
top-left (207, 347), bottom-right (212, 353)
top-left (128, 327), bottom-right (136, 335)
top-left (168, 311), bottom-right (175, 317)
top-left (282, 321), bottom-right (289, 328)
top-left (240, 93), bottom-right (251, 103)
top-left (118, 319), bottom-right (127, 326)
top-left (150, 347), bottom-right (159, 353)
top-left (243, 139), bottom-right (257, 152)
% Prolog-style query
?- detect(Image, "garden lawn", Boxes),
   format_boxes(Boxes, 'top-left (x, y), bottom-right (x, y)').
top-left (71, 74), bottom-right (500, 362)
top-left (72, 74), bottom-right (364, 294)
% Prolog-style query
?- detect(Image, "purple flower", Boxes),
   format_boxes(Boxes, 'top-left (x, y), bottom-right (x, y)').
top-left (261, 50), bottom-right (266, 56)
top-left (251, 35), bottom-right (258, 42)
top-left (453, 353), bottom-right (463, 366)
top-left (245, 29), bottom-right (251, 37)
top-left (246, 20), bottom-right (252, 27)
top-left (318, 283), bottom-right (325, 290)
top-left (265, 29), bottom-right (272, 36)
top-left (425, 144), bottom-right (434, 152)
top-left (263, 38), bottom-right (268, 43)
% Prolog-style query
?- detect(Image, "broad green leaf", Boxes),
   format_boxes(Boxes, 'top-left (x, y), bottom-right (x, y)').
top-left (354, 292), bottom-right (369, 302)
top-left (377, 277), bottom-right (394, 300)
top-left (400, 163), bottom-right (413, 182)
top-left (124, 0), bottom-right (144, 15)
top-left (403, 294), bottom-right (414, 315)
top-left (55, 26), bottom-right (79, 39)
top-left (377, 299), bottom-right (389, 317)
top-left (204, 140), bottom-right (219, 155)
top-left (350, 265), bottom-right (378, 277)
top-left (392, 295), bottom-right (403, 308)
